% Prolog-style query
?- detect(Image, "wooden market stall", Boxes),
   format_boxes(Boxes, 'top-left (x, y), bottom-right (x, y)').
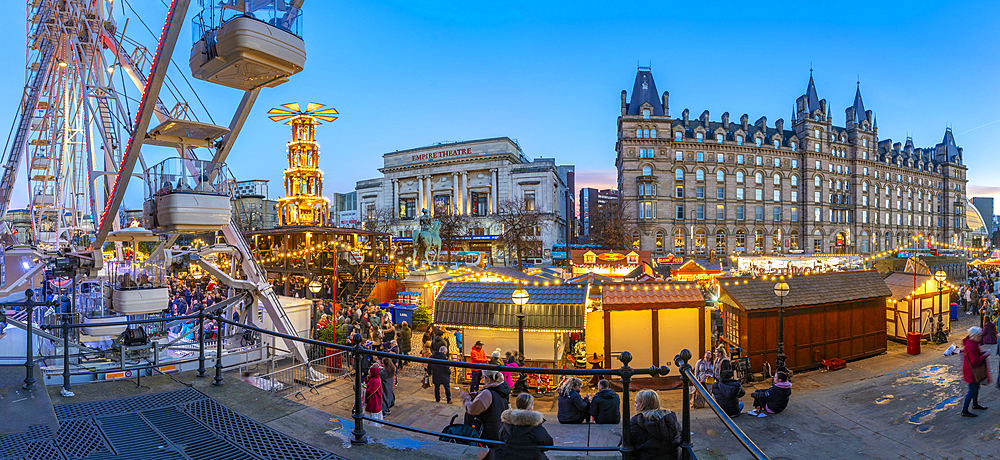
top-left (718, 271), bottom-right (892, 373)
top-left (433, 281), bottom-right (589, 365)
top-left (883, 271), bottom-right (953, 342)
top-left (570, 250), bottom-right (651, 278)
top-left (671, 260), bottom-right (723, 283)
top-left (590, 281), bottom-right (708, 372)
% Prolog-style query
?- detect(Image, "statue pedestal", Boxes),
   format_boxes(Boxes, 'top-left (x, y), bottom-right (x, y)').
top-left (401, 268), bottom-right (453, 319)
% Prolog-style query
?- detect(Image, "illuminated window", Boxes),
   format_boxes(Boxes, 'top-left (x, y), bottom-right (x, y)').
top-left (674, 228), bottom-right (685, 253)
top-left (655, 232), bottom-right (664, 251)
top-left (716, 230), bottom-right (726, 249)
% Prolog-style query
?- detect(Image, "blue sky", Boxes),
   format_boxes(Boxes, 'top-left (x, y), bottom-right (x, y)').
top-left (1, 1), bottom-right (998, 214)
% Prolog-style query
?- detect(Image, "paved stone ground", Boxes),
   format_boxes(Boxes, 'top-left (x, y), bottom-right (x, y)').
top-left (285, 313), bottom-right (1000, 459)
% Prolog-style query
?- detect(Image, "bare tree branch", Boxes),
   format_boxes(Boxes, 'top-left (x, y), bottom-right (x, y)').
top-left (496, 198), bottom-right (543, 271)
top-left (434, 203), bottom-right (470, 266)
top-left (363, 206), bottom-right (398, 234)
top-left (591, 196), bottom-right (634, 250)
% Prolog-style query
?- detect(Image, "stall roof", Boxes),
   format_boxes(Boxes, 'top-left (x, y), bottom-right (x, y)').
top-left (568, 272), bottom-right (614, 285)
top-left (244, 226), bottom-right (390, 237)
top-left (720, 271), bottom-right (892, 311)
top-left (882, 273), bottom-right (934, 300)
top-left (602, 281), bottom-right (705, 310)
top-left (434, 282), bottom-right (587, 331)
top-left (481, 267), bottom-right (548, 283)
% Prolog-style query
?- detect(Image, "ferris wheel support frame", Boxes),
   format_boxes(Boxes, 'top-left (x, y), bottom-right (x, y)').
top-left (93, 0), bottom-right (192, 250)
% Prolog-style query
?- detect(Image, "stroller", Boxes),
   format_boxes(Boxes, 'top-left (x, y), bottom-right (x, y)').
top-left (440, 414), bottom-right (483, 447)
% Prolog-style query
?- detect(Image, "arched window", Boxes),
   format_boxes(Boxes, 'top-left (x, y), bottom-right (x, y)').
top-left (675, 169), bottom-right (684, 180)
top-left (655, 230), bottom-right (664, 251)
top-left (643, 166), bottom-right (652, 176)
top-left (863, 138), bottom-right (868, 147)
top-left (696, 169), bottom-right (705, 181)
top-left (695, 229), bottom-right (706, 254)
top-left (772, 230), bottom-right (781, 251)
top-left (814, 176), bottom-right (821, 187)
top-left (736, 171), bottom-right (744, 183)
top-left (735, 229), bottom-right (746, 249)
top-left (885, 231), bottom-right (892, 249)
top-left (790, 175), bottom-right (798, 186)
top-left (632, 231), bottom-right (640, 250)
top-left (836, 180), bottom-right (841, 190)
top-left (636, 129), bottom-right (642, 138)
top-left (716, 230), bottom-right (726, 249)
top-left (755, 172), bottom-right (763, 184)
top-left (754, 229), bottom-right (764, 251)
top-left (716, 170), bottom-right (724, 182)
top-left (674, 228), bottom-right (685, 253)
top-left (790, 230), bottom-right (799, 249)
top-left (651, 128), bottom-right (657, 138)
top-left (862, 182), bottom-right (868, 192)
top-left (773, 174), bottom-right (781, 185)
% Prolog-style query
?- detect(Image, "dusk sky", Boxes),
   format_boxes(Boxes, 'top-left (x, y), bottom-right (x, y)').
top-left (1, 1), bottom-right (997, 214)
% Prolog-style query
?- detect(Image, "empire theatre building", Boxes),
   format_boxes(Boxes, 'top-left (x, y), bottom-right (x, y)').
top-left (356, 137), bottom-right (574, 266)
top-left (617, 66), bottom-right (969, 257)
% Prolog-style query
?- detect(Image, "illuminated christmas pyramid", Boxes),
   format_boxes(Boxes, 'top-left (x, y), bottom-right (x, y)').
top-left (267, 103), bottom-right (338, 226)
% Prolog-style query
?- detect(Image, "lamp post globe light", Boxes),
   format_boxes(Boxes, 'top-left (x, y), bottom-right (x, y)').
top-left (773, 280), bottom-right (790, 374)
top-left (309, 279), bottom-right (323, 295)
top-left (933, 270), bottom-right (948, 344)
top-left (512, 285), bottom-right (530, 365)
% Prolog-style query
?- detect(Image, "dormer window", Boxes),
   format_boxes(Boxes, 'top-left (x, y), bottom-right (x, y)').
top-left (696, 132), bottom-right (704, 143)
top-left (736, 135), bottom-right (744, 145)
top-left (790, 142), bottom-right (797, 150)
top-left (643, 109), bottom-right (650, 119)
top-left (773, 140), bottom-right (780, 149)
top-left (583, 251), bottom-right (596, 264)
top-left (675, 131), bottom-right (682, 141)
top-left (716, 133), bottom-right (724, 144)
top-left (627, 252), bottom-right (639, 264)
top-left (755, 137), bottom-right (762, 147)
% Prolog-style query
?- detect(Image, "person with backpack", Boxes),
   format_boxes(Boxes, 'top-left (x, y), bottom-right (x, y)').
top-left (462, 370), bottom-right (511, 442)
top-left (495, 393), bottom-right (554, 459)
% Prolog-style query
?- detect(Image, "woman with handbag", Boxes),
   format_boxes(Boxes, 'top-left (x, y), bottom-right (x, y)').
top-left (961, 326), bottom-right (990, 417)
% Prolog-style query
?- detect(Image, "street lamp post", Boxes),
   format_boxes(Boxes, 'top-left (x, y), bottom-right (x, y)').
top-left (933, 270), bottom-right (948, 344)
top-left (773, 279), bottom-right (790, 375)
top-left (511, 284), bottom-right (530, 365)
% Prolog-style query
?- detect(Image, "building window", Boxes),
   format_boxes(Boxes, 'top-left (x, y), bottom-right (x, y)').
top-left (584, 252), bottom-right (596, 264)
top-left (696, 132), bottom-right (704, 143)
top-left (471, 191), bottom-right (488, 216)
top-left (399, 197), bottom-right (417, 220)
top-left (814, 129), bottom-right (821, 138)
top-left (736, 206), bottom-right (745, 220)
top-left (814, 208), bottom-right (821, 222)
top-left (697, 205), bottom-right (705, 220)
top-left (674, 228), bottom-right (685, 253)
top-left (814, 191), bottom-right (821, 203)
top-left (643, 109), bottom-right (650, 119)
top-left (813, 238), bottom-right (822, 253)
top-left (651, 128), bottom-right (657, 138)
top-left (675, 131), bottom-right (682, 141)
top-left (640, 201), bottom-right (656, 219)
top-left (735, 229), bottom-right (746, 250)
top-left (434, 194), bottom-right (452, 212)
top-left (755, 137), bottom-right (762, 147)
top-left (716, 204), bottom-right (725, 219)
top-left (791, 191), bottom-right (797, 202)
top-left (774, 140), bottom-right (780, 149)
top-left (655, 231), bottom-right (664, 250)
top-left (632, 231), bottom-right (641, 249)
top-left (736, 154), bottom-right (744, 164)
top-left (863, 138), bottom-right (868, 147)
top-left (791, 175), bottom-right (798, 186)
top-left (716, 170), bottom-right (725, 182)
top-left (814, 143), bottom-right (821, 152)
top-left (697, 152), bottom-right (704, 162)
top-left (675, 186), bottom-right (683, 198)
top-left (717, 187), bottom-right (725, 199)
top-left (717, 153), bottom-right (725, 163)
top-left (636, 129), bottom-right (642, 138)
top-left (736, 171), bottom-right (744, 183)
top-left (773, 190), bottom-right (781, 201)
top-left (696, 170), bottom-right (705, 181)
top-left (716, 230), bottom-right (726, 249)
top-left (790, 230), bottom-right (798, 249)
top-left (675, 151), bottom-right (683, 161)
top-left (773, 174), bottom-right (781, 186)
top-left (675, 169), bottom-right (684, 180)
top-left (736, 136), bottom-right (744, 145)
top-left (695, 229), bottom-right (706, 253)
top-left (755, 206), bottom-right (764, 221)
top-left (773, 206), bottom-right (783, 222)
top-left (756, 156), bottom-right (763, 166)
top-left (643, 166), bottom-right (652, 176)
top-left (675, 205), bottom-right (684, 219)
top-left (755, 189), bottom-right (763, 201)
top-left (696, 186), bottom-right (705, 198)
top-left (755, 172), bottom-right (763, 184)
top-left (716, 133), bottom-right (724, 144)
top-left (790, 142), bottom-right (797, 150)
top-left (791, 207), bottom-right (798, 222)
top-left (521, 191), bottom-right (536, 211)
top-left (754, 229), bottom-right (764, 251)
top-left (736, 188), bottom-right (744, 200)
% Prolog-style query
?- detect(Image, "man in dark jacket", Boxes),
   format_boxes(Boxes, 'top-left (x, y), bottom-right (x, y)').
top-left (747, 371), bottom-right (791, 417)
top-left (588, 379), bottom-right (620, 424)
top-left (398, 322), bottom-right (412, 356)
top-left (711, 369), bottom-right (745, 417)
top-left (426, 346), bottom-right (452, 403)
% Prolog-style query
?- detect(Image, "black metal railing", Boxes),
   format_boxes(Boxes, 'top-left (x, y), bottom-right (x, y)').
top-left (674, 350), bottom-right (771, 460)
top-left (11, 285), bottom-right (770, 460)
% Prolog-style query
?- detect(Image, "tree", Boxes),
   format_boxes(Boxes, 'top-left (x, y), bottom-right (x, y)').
top-left (434, 203), bottom-right (470, 267)
top-left (363, 205), bottom-right (398, 235)
top-left (495, 198), bottom-right (543, 271)
top-left (591, 197), bottom-right (634, 250)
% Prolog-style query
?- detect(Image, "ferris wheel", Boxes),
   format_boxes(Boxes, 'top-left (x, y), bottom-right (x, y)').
top-left (0, 0), bottom-right (305, 250)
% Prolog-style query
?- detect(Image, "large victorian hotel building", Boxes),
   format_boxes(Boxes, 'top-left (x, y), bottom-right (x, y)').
top-left (357, 137), bottom-right (574, 265)
top-left (617, 67), bottom-right (969, 256)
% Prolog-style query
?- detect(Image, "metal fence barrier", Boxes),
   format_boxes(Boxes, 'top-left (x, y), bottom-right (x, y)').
top-left (251, 351), bottom-right (349, 400)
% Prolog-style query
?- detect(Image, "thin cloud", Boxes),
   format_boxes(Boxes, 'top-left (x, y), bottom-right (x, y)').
top-left (574, 170), bottom-right (617, 191)
top-left (967, 184), bottom-right (1000, 197)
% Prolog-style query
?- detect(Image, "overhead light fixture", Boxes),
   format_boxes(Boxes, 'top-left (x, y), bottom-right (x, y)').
top-left (57, 60), bottom-right (68, 67)
top-left (107, 65), bottom-right (114, 73)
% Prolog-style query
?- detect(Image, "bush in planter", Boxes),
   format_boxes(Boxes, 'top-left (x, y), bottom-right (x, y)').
top-left (412, 306), bottom-right (431, 328)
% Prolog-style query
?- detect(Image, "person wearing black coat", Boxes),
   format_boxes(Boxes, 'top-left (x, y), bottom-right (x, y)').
top-left (426, 346), bottom-right (452, 403)
top-left (495, 393), bottom-right (554, 460)
top-left (711, 369), bottom-right (745, 417)
top-left (557, 378), bottom-right (590, 424)
top-left (748, 371), bottom-right (792, 416)
top-left (629, 389), bottom-right (681, 460)
top-left (588, 379), bottom-right (620, 424)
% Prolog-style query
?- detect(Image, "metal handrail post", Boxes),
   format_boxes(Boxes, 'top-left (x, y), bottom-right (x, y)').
top-left (350, 333), bottom-right (367, 445)
top-left (676, 349), bottom-right (694, 460)
top-left (61, 313), bottom-right (74, 397)
top-left (213, 310), bottom-right (225, 386)
top-left (619, 351), bottom-right (634, 460)
top-left (197, 306), bottom-right (207, 377)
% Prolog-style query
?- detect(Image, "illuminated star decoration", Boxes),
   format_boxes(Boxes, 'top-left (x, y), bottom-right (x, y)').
top-left (266, 102), bottom-right (339, 123)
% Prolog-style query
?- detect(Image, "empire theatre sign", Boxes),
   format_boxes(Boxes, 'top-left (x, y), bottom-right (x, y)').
top-left (409, 147), bottom-right (473, 163)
